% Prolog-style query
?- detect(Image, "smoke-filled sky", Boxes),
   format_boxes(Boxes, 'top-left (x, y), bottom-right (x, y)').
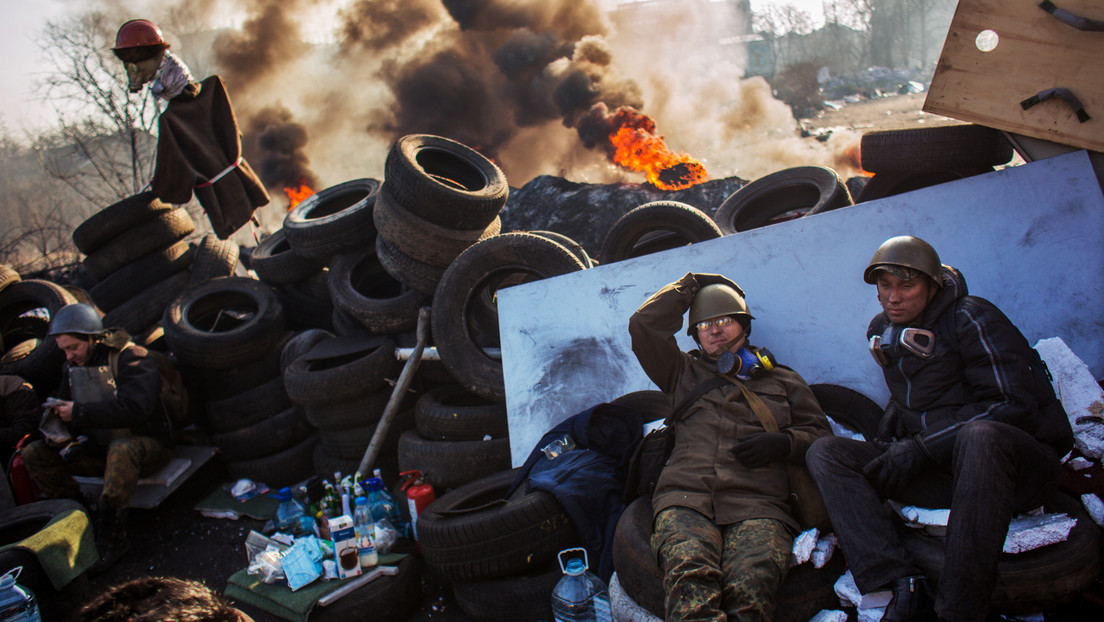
top-left (2, 0), bottom-right (856, 191)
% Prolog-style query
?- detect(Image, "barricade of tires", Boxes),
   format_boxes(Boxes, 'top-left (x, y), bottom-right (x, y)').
top-left (0, 273), bottom-right (77, 396)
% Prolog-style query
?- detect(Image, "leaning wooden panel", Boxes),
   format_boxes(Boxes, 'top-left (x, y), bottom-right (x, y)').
top-left (924, 0), bottom-right (1104, 152)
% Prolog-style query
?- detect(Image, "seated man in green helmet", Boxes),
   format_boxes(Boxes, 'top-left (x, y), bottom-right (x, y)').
top-left (21, 303), bottom-right (172, 573)
top-left (629, 272), bottom-right (831, 621)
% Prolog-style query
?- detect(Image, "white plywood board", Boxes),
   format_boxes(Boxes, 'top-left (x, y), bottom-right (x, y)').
top-left (499, 151), bottom-right (1104, 466)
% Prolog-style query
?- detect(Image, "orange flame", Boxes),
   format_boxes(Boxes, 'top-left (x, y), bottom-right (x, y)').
top-left (284, 183), bottom-right (315, 210)
top-left (607, 108), bottom-right (707, 191)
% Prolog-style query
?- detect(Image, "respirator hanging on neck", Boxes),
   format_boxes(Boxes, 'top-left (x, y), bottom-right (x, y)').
top-left (717, 345), bottom-right (776, 380)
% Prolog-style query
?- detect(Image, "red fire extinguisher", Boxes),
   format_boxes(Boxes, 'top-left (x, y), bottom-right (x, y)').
top-left (399, 470), bottom-right (434, 555)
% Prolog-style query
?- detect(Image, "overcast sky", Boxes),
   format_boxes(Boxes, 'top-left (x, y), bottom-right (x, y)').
top-left (0, 0), bottom-right (826, 137)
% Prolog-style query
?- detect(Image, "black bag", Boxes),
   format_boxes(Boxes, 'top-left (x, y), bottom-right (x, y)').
top-left (623, 376), bottom-right (727, 503)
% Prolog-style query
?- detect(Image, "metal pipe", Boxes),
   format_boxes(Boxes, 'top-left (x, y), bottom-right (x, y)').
top-left (395, 346), bottom-right (501, 361)
top-left (358, 307), bottom-right (431, 476)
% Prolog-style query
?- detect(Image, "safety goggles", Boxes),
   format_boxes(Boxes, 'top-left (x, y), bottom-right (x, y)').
top-left (869, 326), bottom-right (936, 367)
top-left (695, 316), bottom-right (737, 332)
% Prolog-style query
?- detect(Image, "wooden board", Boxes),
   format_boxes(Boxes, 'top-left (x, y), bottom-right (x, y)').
top-left (925, 0), bottom-right (1104, 152)
top-left (76, 445), bottom-right (217, 509)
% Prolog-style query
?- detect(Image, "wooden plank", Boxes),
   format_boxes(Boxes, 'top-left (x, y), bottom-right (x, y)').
top-left (77, 445), bottom-right (218, 509)
top-left (925, 0), bottom-right (1104, 152)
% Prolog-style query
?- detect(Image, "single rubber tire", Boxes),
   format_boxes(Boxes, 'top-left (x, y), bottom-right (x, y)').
top-left (72, 192), bottom-right (172, 254)
top-left (855, 168), bottom-right (993, 203)
top-left (250, 229), bottom-right (324, 285)
top-left (163, 277), bottom-right (286, 370)
top-left (101, 270), bottom-right (192, 336)
top-left (189, 234), bottom-right (240, 285)
top-left (0, 280), bottom-right (77, 387)
top-left (283, 179), bottom-right (379, 260)
top-left (0, 265), bottom-right (19, 293)
top-left (280, 328), bottom-right (335, 373)
top-left (327, 248), bottom-right (429, 335)
top-left (303, 389), bottom-right (392, 431)
top-left (529, 231), bottom-right (595, 268)
top-left (88, 241), bottom-right (195, 312)
top-left (397, 429), bottom-right (511, 490)
top-left (810, 383), bottom-right (883, 442)
top-left (599, 201), bottom-right (722, 264)
top-left (713, 167), bottom-right (853, 234)
top-left (900, 491), bottom-right (1103, 615)
top-left (205, 376), bottom-right (292, 434)
top-left (223, 433), bottom-right (319, 489)
top-left (414, 384), bottom-right (509, 441)
top-left (383, 134), bottom-right (508, 229)
top-left (282, 334), bottom-right (399, 408)
top-left (81, 208), bottom-right (196, 281)
top-left (450, 561), bottom-right (560, 622)
top-left (417, 469), bottom-right (580, 582)
top-left (375, 235), bottom-right (447, 296)
top-left (432, 233), bottom-right (587, 402)
top-left (859, 124), bottom-right (1013, 174)
top-left (212, 405), bottom-right (314, 462)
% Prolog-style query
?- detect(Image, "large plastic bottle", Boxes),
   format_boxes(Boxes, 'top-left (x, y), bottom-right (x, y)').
top-left (364, 477), bottom-right (404, 531)
top-left (0, 567), bottom-right (41, 622)
top-left (352, 496), bottom-right (378, 568)
top-left (273, 487), bottom-right (309, 535)
top-left (551, 548), bottom-right (611, 622)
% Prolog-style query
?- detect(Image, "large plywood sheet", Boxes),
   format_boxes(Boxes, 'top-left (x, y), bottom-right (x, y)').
top-left (925, 0), bottom-right (1104, 152)
top-left (498, 152), bottom-right (1104, 466)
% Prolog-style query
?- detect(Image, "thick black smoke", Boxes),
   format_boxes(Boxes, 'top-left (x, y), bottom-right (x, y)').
top-left (243, 105), bottom-right (321, 190)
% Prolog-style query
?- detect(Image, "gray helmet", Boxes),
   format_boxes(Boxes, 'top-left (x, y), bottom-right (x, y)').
top-left (47, 303), bottom-right (104, 337)
top-left (863, 236), bottom-right (942, 285)
top-left (687, 284), bottom-right (754, 337)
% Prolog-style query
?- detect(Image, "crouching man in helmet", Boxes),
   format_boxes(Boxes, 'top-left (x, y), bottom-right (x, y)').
top-left (806, 236), bottom-right (1072, 622)
top-left (629, 273), bottom-right (830, 621)
top-left (21, 303), bottom-right (172, 573)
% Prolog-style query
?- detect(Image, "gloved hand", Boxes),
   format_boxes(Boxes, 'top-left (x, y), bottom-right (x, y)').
top-left (875, 402), bottom-right (905, 443)
top-left (732, 432), bottom-right (791, 468)
top-left (694, 273), bottom-right (745, 298)
top-left (862, 435), bottom-right (932, 498)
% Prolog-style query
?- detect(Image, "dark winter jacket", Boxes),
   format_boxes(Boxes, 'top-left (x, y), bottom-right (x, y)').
top-left (0, 375), bottom-right (40, 464)
top-left (58, 333), bottom-right (169, 449)
top-left (629, 272), bottom-right (831, 532)
top-left (153, 75), bottom-right (269, 239)
top-left (868, 265), bottom-right (1073, 463)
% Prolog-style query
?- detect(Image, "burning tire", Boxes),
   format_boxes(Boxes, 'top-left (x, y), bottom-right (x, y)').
top-left (855, 168), bottom-right (993, 203)
top-left (599, 201), bottom-right (722, 264)
top-left (327, 248), bottom-right (429, 335)
top-left (88, 241), bottom-right (195, 312)
top-left (810, 383), bottom-right (883, 442)
top-left (860, 124), bottom-right (1013, 174)
top-left (397, 429), bottom-right (511, 490)
top-left (375, 235), bottom-right (447, 296)
top-left (283, 178), bottom-right (380, 260)
top-left (417, 468), bottom-right (580, 582)
top-left (900, 491), bottom-right (1102, 614)
top-left (72, 191), bottom-right (172, 254)
top-left (373, 183), bottom-right (501, 268)
top-left (713, 166), bottom-right (852, 234)
top-left (163, 277), bottom-right (286, 370)
top-left (384, 134), bottom-right (509, 230)
top-left (414, 384), bottom-right (508, 442)
top-left (612, 496), bottom-right (846, 621)
top-left (81, 208), bottom-right (196, 281)
top-left (431, 233), bottom-right (588, 402)
top-left (188, 234), bottom-right (239, 285)
top-left (102, 270), bottom-right (191, 336)
top-left (250, 229), bottom-right (323, 285)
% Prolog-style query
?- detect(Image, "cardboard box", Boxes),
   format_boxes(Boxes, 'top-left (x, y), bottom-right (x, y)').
top-left (328, 516), bottom-right (362, 579)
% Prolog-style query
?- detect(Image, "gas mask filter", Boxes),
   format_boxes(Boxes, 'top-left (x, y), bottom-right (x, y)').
top-left (869, 325), bottom-right (936, 367)
top-left (717, 346), bottom-right (776, 380)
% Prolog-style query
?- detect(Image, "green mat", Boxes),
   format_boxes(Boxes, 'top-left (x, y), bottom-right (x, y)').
top-left (195, 485), bottom-right (279, 520)
top-left (223, 553), bottom-right (406, 622)
top-left (0, 507), bottom-right (98, 590)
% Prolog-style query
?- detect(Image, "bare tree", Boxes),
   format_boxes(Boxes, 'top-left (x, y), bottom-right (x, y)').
top-left (33, 12), bottom-right (159, 207)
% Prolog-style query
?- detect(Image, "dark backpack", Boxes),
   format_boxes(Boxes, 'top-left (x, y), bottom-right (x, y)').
top-left (109, 344), bottom-right (190, 445)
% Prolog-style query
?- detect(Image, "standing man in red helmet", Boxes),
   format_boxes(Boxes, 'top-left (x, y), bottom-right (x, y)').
top-left (806, 236), bottom-right (1073, 621)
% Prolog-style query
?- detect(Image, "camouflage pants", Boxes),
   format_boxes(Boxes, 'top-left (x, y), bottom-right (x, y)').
top-left (21, 437), bottom-right (170, 510)
top-left (651, 507), bottom-right (792, 622)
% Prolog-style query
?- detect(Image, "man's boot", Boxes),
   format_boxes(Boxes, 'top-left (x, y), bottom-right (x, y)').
top-left (89, 505), bottom-right (130, 575)
top-left (882, 575), bottom-right (936, 622)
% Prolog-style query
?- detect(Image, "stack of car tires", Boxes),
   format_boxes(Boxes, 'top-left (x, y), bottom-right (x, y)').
top-left (375, 134), bottom-right (508, 296)
top-left (162, 277), bottom-right (316, 487)
top-left (0, 272), bottom-right (77, 396)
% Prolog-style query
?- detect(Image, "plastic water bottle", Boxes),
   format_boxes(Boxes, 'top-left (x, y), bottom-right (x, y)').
top-left (551, 548), bottom-right (611, 622)
top-left (0, 567), bottom-right (41, 622)
top-left (364, 477), bottom-right (405, 533)
top-left (353, 497), bottom-right (378, 568)
top-left (273, 487), bottom-right (309, 535)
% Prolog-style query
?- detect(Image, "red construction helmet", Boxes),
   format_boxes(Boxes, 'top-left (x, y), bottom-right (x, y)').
top-left (113, 19), bottom-right (167, 50)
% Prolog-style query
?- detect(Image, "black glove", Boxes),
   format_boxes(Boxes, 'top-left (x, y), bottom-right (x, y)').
top-left (862, 435), bottom-right (932, 498)
top-left (875, 402), bottom-right (905, 444)
top-left (732, 432), bottom-right (791, 468)
top-left (694, 273), bottom-right (745, 298)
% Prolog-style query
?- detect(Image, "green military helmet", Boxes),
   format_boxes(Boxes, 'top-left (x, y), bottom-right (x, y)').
top-left (863, 235), bottom-right (942, 285)
top-left (47, 303), bottom-right (104, 337)
top-left (687, 283), bottom-right (755, 337)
